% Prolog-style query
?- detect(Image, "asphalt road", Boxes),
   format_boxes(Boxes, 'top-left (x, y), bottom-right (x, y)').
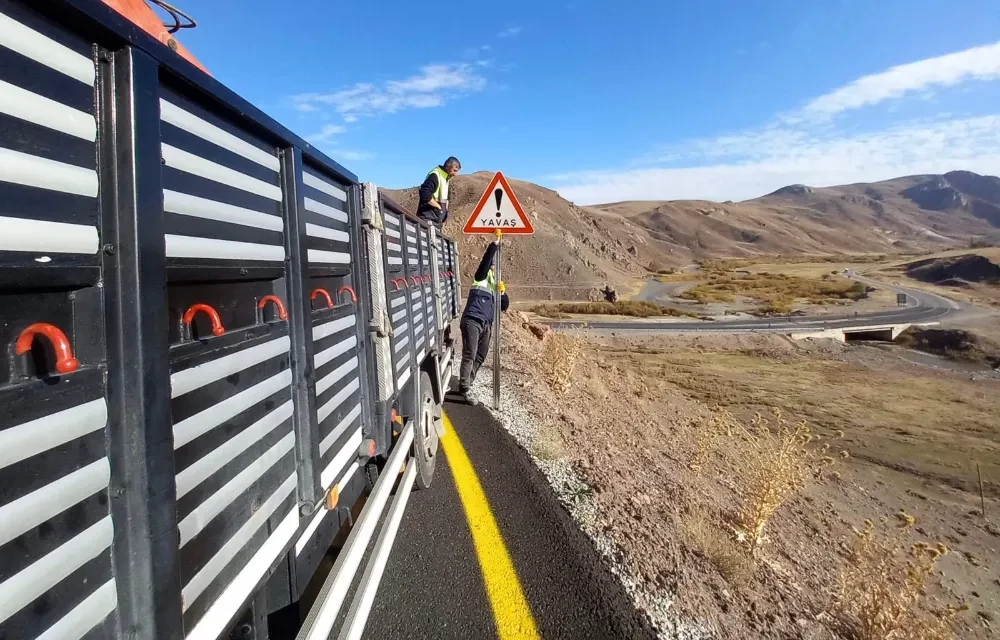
top-left (364, 399), bottom-right (657, 640)
top-left (546, 273), bottom-right (961, 332)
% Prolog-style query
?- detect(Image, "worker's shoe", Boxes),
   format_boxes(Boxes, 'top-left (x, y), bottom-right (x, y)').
top-left (461, 389), bottom-right (478, 406)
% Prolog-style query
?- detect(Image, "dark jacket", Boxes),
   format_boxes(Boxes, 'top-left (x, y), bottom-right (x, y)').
top-left (417, 172), bottom-right (446, 224)
top-left (461, 242), bottom-right (509, 324)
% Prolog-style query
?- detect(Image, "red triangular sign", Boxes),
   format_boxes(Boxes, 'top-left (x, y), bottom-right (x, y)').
top-left (462, 171), bottom-right (534, 235)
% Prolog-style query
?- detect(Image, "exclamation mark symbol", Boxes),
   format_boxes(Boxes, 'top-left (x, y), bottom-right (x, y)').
top-left (494, 188), bottom-right (503, 218)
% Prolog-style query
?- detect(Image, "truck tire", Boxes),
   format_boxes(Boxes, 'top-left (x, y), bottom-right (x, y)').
top-left (414, 371), bottom-right (439, 489)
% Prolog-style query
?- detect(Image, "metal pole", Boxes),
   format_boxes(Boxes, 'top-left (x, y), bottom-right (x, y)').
top-left (493, 230), bottom-right (502, 410)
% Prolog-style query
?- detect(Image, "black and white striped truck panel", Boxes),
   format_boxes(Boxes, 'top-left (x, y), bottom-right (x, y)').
top-left (169, 328), bottom-right (299, 636)
top-left (301, 167), bottom-right (352, 267)
top-left (0, 5), bottom-right (118, 640)
top-left (0, 1), bottom-right (460, 638)
top-left (160, 86), bottom-right (285, 267)
top-left (0, 4), bottom-right (99, 269)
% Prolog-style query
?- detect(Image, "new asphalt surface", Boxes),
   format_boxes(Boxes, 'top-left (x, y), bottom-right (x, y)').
top-left (363, 399), bottom-right (657, 640)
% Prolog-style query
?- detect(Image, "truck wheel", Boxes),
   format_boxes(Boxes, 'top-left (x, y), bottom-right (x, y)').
top-left (414, 371), bottom-right (439, 489)
top-left (364, 460), bottom-right (380, 492)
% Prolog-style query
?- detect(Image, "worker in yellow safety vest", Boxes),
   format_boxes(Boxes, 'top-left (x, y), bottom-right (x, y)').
top-left (457, 241), bottom-right (508, 405)
top-left (417, 156), bottom-right (461, 225)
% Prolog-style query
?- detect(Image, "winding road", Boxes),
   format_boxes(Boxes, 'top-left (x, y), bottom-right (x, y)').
top-left (545, 273), bottom-right (962, 333)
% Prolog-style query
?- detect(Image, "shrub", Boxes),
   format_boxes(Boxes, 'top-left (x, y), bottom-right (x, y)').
top-left (539, 333), bottom-right (583, 395)
top-left (689, 409), bottom-right (737, 471)
top-left (681, 269), bottom-right (866, 313)
top-left (834, 517), bottom-right (966, 640)
top-left (732, 411), bottom-right (836, 555)
top-left (683, 507), bottom-right (751, 584)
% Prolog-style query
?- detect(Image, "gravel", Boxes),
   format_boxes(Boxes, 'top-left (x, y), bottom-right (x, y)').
top-left (467, 364), bottom-right (712, 640)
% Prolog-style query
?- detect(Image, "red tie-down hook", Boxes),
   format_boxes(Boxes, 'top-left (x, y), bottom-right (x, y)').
top-left (408, 277), bottom-right (421, 288)
top-left (311, 288), bottom-right (334, 309)
top-left (422, 275), bottom-right (432, 284)
top-left (390, 278), bottom-right (407, 291)
top-left (337, 285), bottom-right (357, 305)
top-left (15, 323), bottom-right (80, 374)
top-left (258, 295), bottom-right (289, 321)
top-left (182, 303), bottom-right (225, 340)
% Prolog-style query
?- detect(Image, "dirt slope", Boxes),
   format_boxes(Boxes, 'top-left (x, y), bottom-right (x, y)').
top-left (386, 170), bottom-right (1000, 301)
top-left (384, 172), bottom-right (658, 300)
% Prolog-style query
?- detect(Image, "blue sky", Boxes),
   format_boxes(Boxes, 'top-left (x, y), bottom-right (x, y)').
top-left (179, 0), bottom-right (1000, 203)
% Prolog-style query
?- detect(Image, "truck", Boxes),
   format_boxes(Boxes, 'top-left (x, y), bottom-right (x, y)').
top-left (0, 1), bottom-right (463, 638)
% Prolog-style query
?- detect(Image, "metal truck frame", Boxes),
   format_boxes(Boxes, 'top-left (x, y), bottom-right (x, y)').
top-left (0, 1), bottom-right (462, 638)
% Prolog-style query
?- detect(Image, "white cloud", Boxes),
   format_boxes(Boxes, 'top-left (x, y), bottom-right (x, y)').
top-left (306, 124), bottom-right (347, 144)
top-left (498, 26), bottom-right (522, 38)
top-left (548, 43), bottom-right (1000, 204)
top-left (292, 63), bottom-right (486, 120)
top-left (550, 115), bottom-right (1000, 204)
top-left (799, 40), bottom-right (1000, 119)
top-left (334, 149), bottom-right (375, 162)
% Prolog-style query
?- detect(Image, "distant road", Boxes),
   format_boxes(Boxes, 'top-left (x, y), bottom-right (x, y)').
top-left (544, 273), bottom-right (961, 333)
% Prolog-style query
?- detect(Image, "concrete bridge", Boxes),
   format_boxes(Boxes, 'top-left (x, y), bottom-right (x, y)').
top-left (788, 322), bottom-right (938, 343)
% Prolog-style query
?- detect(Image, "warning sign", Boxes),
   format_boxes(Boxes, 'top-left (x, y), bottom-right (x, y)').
top-left (462, 171), bottom-right (534, 235)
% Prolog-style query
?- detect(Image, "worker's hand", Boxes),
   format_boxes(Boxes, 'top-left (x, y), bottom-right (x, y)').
top-left (498, 281), bottom-right (506, 294)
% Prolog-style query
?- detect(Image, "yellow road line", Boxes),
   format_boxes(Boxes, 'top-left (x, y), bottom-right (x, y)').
top-left (440, 412), bottom-right (541, 640)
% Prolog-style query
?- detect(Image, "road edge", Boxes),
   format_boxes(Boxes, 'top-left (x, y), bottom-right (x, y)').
top-left (464, 374), bottom-right (709, 640)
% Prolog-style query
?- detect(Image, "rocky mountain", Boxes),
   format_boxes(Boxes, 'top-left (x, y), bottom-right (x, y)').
top-left (905, 254), bottom-right (1000, 285)
top-left (385, 170), bottom-right (1000, 300)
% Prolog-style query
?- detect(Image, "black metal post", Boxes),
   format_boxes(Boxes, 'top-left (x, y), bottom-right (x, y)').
top-left (98, 45), bottom-right (184, 639)
top-left (279, 146), bottom-right (322, 509)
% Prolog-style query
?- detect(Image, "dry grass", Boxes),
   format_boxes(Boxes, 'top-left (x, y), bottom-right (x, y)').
top-left (702, 254), bottom-right (889, 271)
top-left (533, 301), bottom-right (700, 318)
top-left (731, 411), bottom-right (837, 555)
top-left (656, 272), bottom-right (698, 283)
top-left (681, 270), bottom-right (868, 313)
top-left (688, 409), bottom-right (737, 471)
top-left (636, 346), bottom-right (1000, 493)
top-left (683, 506), bottom-right (752, 584)
top-left (539, 333), bottom-right (583, 395)
top-left (532, 424), bottom-right (568, 461)
top-left (835, 517), bottom-right (966, 640)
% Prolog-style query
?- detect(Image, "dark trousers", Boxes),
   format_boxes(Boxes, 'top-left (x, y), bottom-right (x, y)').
top-left (459, 316), bottom-right (491, 392)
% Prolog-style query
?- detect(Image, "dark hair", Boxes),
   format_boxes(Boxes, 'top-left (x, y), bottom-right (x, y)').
top-left (443, 156), bottom-right (461, 170)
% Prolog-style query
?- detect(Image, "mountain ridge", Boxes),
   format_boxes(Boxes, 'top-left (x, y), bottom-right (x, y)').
top-left (385, 170), bottom-right (1000, 299)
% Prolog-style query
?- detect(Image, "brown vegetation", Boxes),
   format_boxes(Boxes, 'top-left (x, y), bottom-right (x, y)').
top-left (730, 412), bottom-right (838, 556)
top-left (835, 518), bottom-right (965, 640)
top-left (492, 319), bottom-right (995, 639)
top-left (680, 268), bottom-right (868, 313)
top-left (532, 300), bottom-right (700, 318)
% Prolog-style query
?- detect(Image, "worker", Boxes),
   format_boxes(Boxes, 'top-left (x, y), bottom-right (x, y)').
top-left (457, 240), bottom-right (508, 405)
top-left (417, 156), bottom-right (461, 225)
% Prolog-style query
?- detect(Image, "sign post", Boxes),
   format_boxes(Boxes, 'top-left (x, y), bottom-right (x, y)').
top-left (462, 172), bottom-right (534, 409)
top-left (493, 230), bottom-right (502, 410)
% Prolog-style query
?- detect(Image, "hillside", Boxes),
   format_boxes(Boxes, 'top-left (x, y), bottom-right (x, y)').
top-left (384, 172), bottom-right (660, 300)
top-left (386, 170), bottom-right (1000, 300)
top-left (905, 254), bottom-right (1000, 285)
